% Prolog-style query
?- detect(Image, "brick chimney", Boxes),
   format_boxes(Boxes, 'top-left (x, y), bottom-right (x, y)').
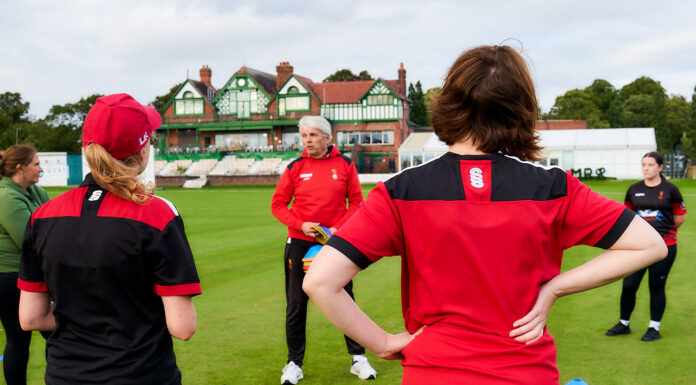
top-left (398, 63), bottom-right (406, 96)
top-left (276, 61), bottom-right (294, 91)
top-left (200, 65), bottom-right (212, 87)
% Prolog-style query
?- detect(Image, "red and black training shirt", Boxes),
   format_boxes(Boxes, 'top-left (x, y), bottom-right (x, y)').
top-left (327, 152), bottom-right (634, 384)
top-left (624, 179), bottom-right (686, 246)
top-left (19, 173), bottom-right (201, 385)
top-left (271, 145), bottom-right (363, 242)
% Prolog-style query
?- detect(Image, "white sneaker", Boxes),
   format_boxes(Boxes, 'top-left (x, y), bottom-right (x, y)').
top-left (350, 355), bottom-right (377, 380)
top-left (281, 361), bottom-right (303, 385)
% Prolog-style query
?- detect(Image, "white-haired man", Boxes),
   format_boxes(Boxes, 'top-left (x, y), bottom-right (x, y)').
top-left (271, 115), bottom-right (376, 384)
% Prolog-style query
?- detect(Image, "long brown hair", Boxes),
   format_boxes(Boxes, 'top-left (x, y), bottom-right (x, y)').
top-left (0, 145), bottom-right (37, 177)
top-left (430, 45), bottom-right (542, 161)
top-left (85, 143), bottom-right (149, 204)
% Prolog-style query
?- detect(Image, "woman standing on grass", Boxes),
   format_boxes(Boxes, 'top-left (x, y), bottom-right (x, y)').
top-left (17, 93), bottom-right (201, 385)
top-left (605, 152), bottom-right (686, 341)
top-left (302, 45), bottom-right (667, 384)
top-left (0, 144), bottom-right (49, 385)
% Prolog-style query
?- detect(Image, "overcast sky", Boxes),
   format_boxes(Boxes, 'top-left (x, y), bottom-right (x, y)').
top-left (2, 0), bottom-right (695, 119)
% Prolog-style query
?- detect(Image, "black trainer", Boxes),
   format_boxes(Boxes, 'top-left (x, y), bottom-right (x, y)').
top-left (605, 322), bottom-right (631, 336)
top-left (641, 327), bottom-right (662, 341)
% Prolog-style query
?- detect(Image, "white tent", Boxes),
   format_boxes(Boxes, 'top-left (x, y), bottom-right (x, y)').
top-left (398, 128), bottom-right (656, 180)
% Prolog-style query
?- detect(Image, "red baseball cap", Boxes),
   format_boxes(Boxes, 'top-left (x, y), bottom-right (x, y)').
top-left (82, 93), bottom-right (161, 159)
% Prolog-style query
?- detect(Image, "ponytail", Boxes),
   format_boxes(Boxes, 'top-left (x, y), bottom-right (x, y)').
top-left (85, 143), bottom-right (149, 204)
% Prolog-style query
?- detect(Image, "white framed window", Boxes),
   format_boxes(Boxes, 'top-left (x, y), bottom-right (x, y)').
top-left (175, 91), bottom-right (204, 115)
top-left (335, 130), bottom-right (394, 145)
top-left (367, 94), bottom-right (394, 105)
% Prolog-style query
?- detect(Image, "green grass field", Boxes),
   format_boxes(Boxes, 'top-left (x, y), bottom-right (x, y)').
top-left (2, 180), bottom-right (695, 384)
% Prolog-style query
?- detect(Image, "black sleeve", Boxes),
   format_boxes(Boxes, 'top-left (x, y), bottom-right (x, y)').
top-left (148, 215), bottom-right (201, 296)
top-left (18, 220), bottom-right (48, 292)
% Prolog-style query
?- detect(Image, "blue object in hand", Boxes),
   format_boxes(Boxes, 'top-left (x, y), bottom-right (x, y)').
top-left (565, 379), bottom-right (589, 385)
top-left (302, 245), bottom-right (323, 273)
top-left (310, 225), bottom-right (332, 244)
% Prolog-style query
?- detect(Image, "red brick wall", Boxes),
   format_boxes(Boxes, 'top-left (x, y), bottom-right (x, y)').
top-left (535, 120), bottom-right (587, 130)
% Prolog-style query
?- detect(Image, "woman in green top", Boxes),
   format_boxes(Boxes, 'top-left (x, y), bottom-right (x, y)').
top-left (0, 145), bottom-right (49, 385)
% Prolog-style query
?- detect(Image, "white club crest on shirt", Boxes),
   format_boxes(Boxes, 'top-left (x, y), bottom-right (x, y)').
top-left (469, 168), bottom-right (484, 188)
top-left (88, 190), bottom-right (103, 201)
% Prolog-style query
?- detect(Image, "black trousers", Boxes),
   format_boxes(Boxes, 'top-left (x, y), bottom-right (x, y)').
top-left (0, 272), bottom-right (32, 385)
top-left (284, 238), bottom-right (365, 366)
top-left (620, 244), bottom-right (677, 322)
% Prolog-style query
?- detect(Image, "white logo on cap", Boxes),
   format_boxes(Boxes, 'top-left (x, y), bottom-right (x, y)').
top-left (139, 132), bottom-right (149, 146)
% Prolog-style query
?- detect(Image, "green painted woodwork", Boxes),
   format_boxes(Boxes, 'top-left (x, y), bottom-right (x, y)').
top-left (161, 119), bottom-right (299, 132)
top-left (213, 73), bottom-right (274, 118)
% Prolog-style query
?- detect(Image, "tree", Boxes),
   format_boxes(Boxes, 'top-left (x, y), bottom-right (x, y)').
top-left (46, 94), bottom-right (101, 129)
top-left (424, 87), bottom-right (440, 125)
top-left (323, 69), bottom-right (373, 82)
top-left (151, 82), bottom-right (184, 113)
top-left (0, 92), bottom-right (31, 148)
top-left (665, 95), bottom-right (691, 153)
top-left (691, 85), bottom-right (696, 132)
top-left (619, 77), bottom-right (669, 150)
top-left (584, 79), bottom-right (618, 124)
top-left (681, 131), bottom-right (696, 160)
top-left (544, 89), bottom-right (609, 128)
top-left (21, 119), bottom-right (83, 152)
top-left (39, 94), bottom-right (102, 152)
top-left (408, 81), bottom-right (427, 126)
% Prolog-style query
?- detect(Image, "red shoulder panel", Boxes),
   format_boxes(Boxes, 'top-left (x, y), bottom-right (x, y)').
top-left (97, 193), bottom-right (176, 231)
top-left (31, 187), bottom-right (88, 225)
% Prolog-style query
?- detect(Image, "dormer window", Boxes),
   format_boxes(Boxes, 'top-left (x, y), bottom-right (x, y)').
top-left (279, 85), bottom-right (310, 116)
top-left (175, 88), bottom-right (204, 116)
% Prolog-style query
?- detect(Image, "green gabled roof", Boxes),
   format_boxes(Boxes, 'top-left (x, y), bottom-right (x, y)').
top-left (359, 78), bottom-right (397, 101)
top-left (212, 68), bottom-right (274, 104)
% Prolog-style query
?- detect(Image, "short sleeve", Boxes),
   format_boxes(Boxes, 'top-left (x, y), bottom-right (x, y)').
top-left (671, 185), bottom-right (687, 215)
top-left (149, 215), bottom-right (202, 296)
top-left (624, 186), bottom-right (634, 210)
top-left (18, 221), bottom-right (48, 292)
top-left (326, 182), bottom-right (404, 269)
top-left (560, 173), bottom-right (635, 250)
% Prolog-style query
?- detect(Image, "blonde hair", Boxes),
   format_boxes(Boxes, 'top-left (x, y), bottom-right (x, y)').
top-left (85, 143), bottom-right (149, 204)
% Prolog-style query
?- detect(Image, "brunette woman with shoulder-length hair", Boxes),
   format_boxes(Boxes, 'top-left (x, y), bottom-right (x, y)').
top-left (303, 45), bottom-right (667, 384)
top-left (17, 93), bottom-right (201, 385)
top-left (430, 45), bottom-right (542, 160)
top-left (0, 144), bottom-right (49, 385)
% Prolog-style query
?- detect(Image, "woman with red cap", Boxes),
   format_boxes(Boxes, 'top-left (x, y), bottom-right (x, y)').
top-left (17, 93), bottom-right (201, 385)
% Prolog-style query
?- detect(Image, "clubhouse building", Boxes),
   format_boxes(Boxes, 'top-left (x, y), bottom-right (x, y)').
top-left (158, 62), bottom-right (411, 173)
